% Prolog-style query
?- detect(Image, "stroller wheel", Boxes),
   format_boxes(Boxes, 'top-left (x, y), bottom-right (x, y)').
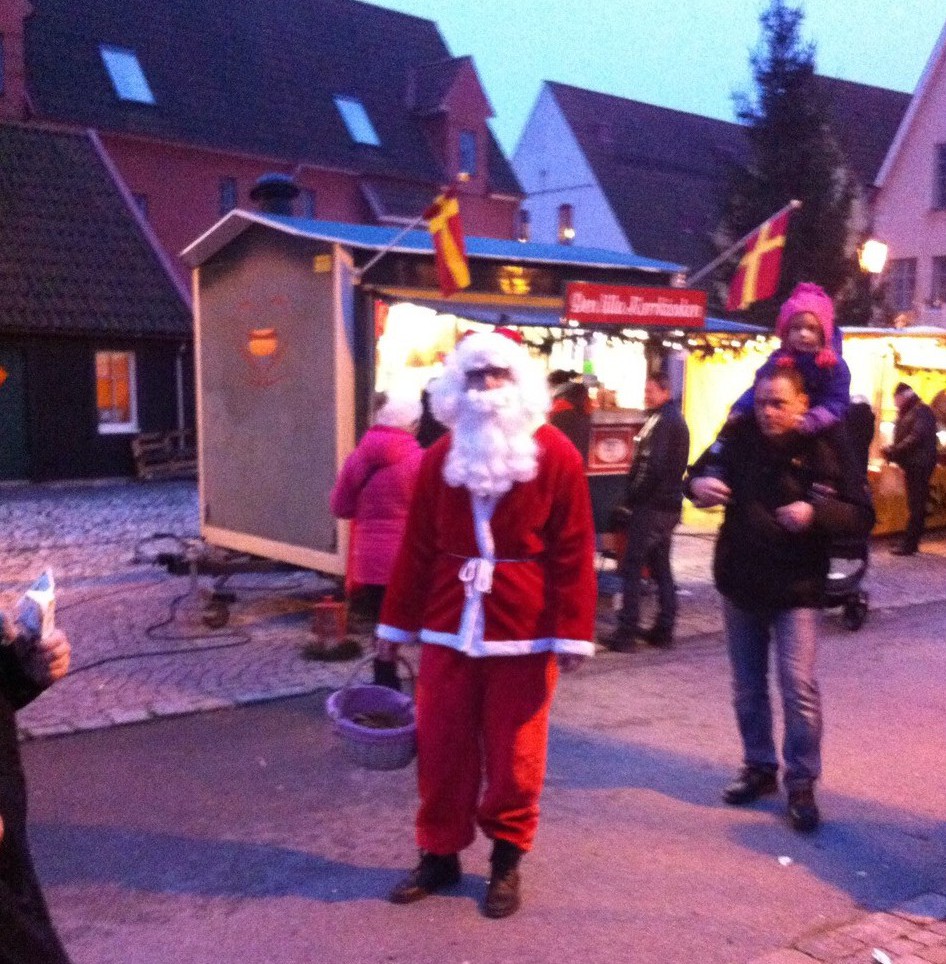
top-left (842, 593), bottom-right (868, 631)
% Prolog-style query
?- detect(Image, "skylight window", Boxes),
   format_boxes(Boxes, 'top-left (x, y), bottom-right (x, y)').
top-left (100, 45), bottom-right (155, 104)
top-left (333, 95), bottom-right (381, 146)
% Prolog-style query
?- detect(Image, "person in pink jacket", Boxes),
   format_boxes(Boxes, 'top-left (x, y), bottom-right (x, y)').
top-left (331, 388), bottom-right (423, 687)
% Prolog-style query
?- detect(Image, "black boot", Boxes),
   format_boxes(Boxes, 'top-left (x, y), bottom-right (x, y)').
top-left (484, 839), bottom-right (523, 918)
top-left (722, 765), bottom-right (779, 805)
top-left (389, 852), bottom-right (461, 904)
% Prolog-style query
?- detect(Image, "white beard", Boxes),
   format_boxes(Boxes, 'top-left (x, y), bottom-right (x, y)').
top-left (442, 386), bottom-right (539, 498)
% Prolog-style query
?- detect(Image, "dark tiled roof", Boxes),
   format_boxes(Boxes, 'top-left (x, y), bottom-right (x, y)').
top-left (0, 124), bottom-right (191, 338)
top-left (548, 82), bottom-right (747, 270)
top-left (408, 57), bottom-right (467, 115)
top-left (23, 0), bottom-right (520, 196)
top-left (812, 75), bottom-right (911, 186)
top-left (549, 75), bottom-right (909, 269)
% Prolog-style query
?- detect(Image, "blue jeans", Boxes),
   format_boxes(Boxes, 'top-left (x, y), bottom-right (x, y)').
top-left (723, 601), bottom-right (822, 789)
top-left (617, 507), bottom-right (679, 636)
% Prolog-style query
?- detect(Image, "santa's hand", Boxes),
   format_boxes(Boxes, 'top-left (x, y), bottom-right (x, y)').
top-left (374, 636), bottom-right (397, 662)
top-left (690, 476), bottom-right (731, 507)
top-left (775, 501), bottom-right (814, 533)
top-left (557, 653), bottom-right (585, 673)
top-left (21, 629), bottom-right (71, 687)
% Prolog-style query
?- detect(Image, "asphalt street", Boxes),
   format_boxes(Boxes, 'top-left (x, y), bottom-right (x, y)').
top-left (22, 594), bottom-right (946, 964)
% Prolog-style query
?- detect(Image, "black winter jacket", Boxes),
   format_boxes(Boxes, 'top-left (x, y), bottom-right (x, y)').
top-left (687, 420), bottom-right (874, 610)
top-left (1, 642), bottom-right (73, 963)
top-left (625, 400), bottom-right (690, 512)
top-left (887, 394), bottom-right (938, 474)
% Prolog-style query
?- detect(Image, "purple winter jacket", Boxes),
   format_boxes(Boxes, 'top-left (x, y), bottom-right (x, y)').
top-left (330, 425), bottom-right (423, 587)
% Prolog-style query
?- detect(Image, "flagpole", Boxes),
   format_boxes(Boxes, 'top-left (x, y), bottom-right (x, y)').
top-left (353, 209), bottom-right (431, 282)
top-left (685, 199), bottom-right (801, 287)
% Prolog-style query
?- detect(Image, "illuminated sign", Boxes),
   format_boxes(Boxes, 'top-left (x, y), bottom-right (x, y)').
top-left (565, 282), bottom-right (706, 328)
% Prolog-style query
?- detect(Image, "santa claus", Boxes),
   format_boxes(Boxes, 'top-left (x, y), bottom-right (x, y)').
top-left (377, 328), bottom-right (597, 918)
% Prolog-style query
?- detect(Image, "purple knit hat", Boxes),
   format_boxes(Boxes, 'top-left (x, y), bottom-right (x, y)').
top-left (775, 282), bottom-right (837, 367)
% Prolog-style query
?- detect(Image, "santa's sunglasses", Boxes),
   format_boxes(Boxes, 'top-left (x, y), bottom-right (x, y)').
top-left (465, 366), bottom-right (513, 389)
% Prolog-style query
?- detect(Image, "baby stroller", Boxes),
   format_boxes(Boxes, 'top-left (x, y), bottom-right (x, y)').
top-left (824, 534), bottom-right (870, 630)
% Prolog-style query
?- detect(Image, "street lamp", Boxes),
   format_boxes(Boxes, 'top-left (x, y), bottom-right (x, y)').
top-left (858, 238), bottom-right (888, 275)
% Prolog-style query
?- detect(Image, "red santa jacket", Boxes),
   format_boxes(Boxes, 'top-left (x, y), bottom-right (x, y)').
top-left (377, 424), bottom-right (597, 657)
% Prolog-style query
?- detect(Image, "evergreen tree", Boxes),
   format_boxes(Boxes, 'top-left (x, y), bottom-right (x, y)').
top-left (717, 0), bottom-right (858, 325)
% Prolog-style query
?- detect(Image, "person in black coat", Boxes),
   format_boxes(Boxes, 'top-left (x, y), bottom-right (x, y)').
top-left (1, 619), bottom-right (73, 963)
top-left (882, 382), bottom-right (939, 556)
top-left (687, 366), bottom-right (874, 833)
top-left (547, 370), bottom-right (592, 464)
top-left (604, 371), bottom-right (690, 650)
top-left (845, 395), bottom-right (876, 482)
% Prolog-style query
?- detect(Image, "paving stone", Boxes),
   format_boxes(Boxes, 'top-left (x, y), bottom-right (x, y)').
top-left (883, 936), bottom-right (928, 956)
top-left (749, 950), bottom-right (818, 964)
top-left (795, 930), bottom-right (867, 961)
top-left (837, 912), bottom-right (912, 944)
top-left (894, 894), bottom-right (946, 924)
top-left (910, 928), bottom-right (946, 947)
top-left (922, 944), bottom-right (946, 964)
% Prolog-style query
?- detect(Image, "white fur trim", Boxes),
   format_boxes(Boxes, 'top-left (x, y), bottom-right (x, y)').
top-left (376, 624), bottom-right (419, 644)
top-left (420, 629), bottom-right (595, 658)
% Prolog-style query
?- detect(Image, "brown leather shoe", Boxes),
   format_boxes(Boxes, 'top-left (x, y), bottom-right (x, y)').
top-left (485, 867), bottom-right (521, 918)
top-left (787, 785), bottom-right (820, 833)
top-left (389, 852), bottom-right (461, 904)
top-left (484, 840), bottom-right (523, 918)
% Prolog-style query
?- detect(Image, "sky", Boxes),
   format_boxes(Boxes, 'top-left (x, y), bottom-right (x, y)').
top-left (371, 0), bottom-right (944, 156)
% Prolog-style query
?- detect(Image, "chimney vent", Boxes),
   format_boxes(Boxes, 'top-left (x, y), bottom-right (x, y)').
top-left (249, 173), bottom-right (300, 215)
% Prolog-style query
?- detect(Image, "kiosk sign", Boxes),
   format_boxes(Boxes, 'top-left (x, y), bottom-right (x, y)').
top-left (565, 282), bottom-right (706, 328)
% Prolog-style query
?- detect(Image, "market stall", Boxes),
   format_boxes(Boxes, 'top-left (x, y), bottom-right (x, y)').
top-left (180, 212), bottom-right (694, 573)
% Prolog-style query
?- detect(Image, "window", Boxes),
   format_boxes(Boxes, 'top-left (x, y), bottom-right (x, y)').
top-left (888, 258), bottom-right (917, 313)
top-left (333, 95), bottom-right (381, 146)
top-left (132, 193), bottom-right (149, 219)
top-left (516, 208), bottom-right (531, 243)
top-left (219, 176), bottom-right (237, 216)
top-left (557, 203), bottom-right (575, 245)
top-left (99, 45), bottom-right (155, 104)
top-left (935, 144), bottom-right (946, 210)
top-left (932, 256), bottom-right (946, 306)
top-left (300, 189), bottom-right (317, 219)
top-left (459, 130), bottom-right (477, 178)
top-left (96, 351), bottom-right (138, 433)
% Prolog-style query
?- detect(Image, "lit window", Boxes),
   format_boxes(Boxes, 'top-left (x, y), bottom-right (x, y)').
top-left (935, 144), bottom-right (946, 210)
top-left (932, 256), bottom-right (946, 305)
top-left (888, 258), bottom-right (917, 313)
top-left (96, 351), bottom-right (138, 433)
top-left (333, 96), bottom-right (381, 146)
top-left (219, 177), bottom-right (237, 216)
top-left (459, 131), bottom-right (477, 178)
top-left (99, 45), bottom-right (155, 104)
top-left (517, 208), bottom-right (531, 243)
top-left (558, 203), bottom-right (575, 245)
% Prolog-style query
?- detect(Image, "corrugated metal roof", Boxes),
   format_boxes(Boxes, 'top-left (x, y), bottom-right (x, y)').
top-left (181, 210), bottom-right (684, 273)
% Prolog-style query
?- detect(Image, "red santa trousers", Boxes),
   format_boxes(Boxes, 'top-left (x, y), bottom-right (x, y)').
top-left (414, 643), bottom-right (559, 855)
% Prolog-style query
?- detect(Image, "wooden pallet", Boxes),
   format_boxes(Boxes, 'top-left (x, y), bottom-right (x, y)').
top-left (131, 429), bottom-right (197, 480)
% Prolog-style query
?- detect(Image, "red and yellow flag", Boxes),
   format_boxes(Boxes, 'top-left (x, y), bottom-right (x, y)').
top-left (425, 187), bottom-right (470, 297)
top-left (726, 208), bottom-right (792, 312)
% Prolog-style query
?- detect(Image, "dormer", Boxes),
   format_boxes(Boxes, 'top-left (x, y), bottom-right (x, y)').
top-left (0, 0), bottom-right (32, 121)
top-left (406, 55), bottom-right (494, 192)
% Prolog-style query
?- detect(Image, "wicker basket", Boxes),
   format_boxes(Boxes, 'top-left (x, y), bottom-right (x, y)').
top-left (325, 655), bottom-right (417, 770)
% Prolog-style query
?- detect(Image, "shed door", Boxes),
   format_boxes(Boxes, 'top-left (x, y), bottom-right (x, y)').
top-left (0, 348), bottom-right (30, 480)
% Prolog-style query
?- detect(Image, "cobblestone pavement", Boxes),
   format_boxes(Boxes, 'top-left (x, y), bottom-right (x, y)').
top-left (2, 477), bottom-right (945, 740)
top-left (751, 893), bottom-right (946, 964)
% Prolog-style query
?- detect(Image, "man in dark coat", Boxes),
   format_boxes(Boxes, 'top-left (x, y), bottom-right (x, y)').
top-left (687, 367), bottom-right (874, 832)
top-left (1, 619), bottom-right (73, 963)
top-left (882, 382), bottom-right (939, 556)
top-left (605, 371), bottom-right (690, 650)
